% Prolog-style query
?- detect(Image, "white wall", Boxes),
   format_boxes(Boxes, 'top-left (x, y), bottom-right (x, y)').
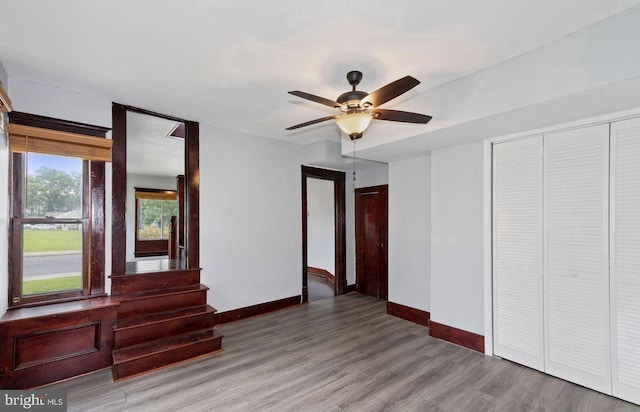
top-left (8, 77), bottom-right (111, 127)
top-left (306, 178), bottom-right (334, 275)
top-left (354, 163), bottom-right (388, 189)
top-left (0, 61), bottom-right (7, 91)
top-left (431, 141), bottom-right (485, 335)
top-left (0, 62), bottom-right (9, 316)
top-left (199, 124), bottom-right (303, 312)
top-left (125, 174), bottom-right (178, 261)
top-left (388, 155), bottom-right (430, 312)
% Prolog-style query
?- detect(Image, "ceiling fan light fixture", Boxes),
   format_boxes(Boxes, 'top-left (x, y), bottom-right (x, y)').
top-left (336, 111), bottom-right (372, 140)
top-left (286, 72), bottom-right (430, 136)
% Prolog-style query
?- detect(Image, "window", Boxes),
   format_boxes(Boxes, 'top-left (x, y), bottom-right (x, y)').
top-left (134, 188), bottom-right (178, 257)
top-left (18, 153), bottom-right (85, 300)
top-left (8, 113), bottom-right (111, 308)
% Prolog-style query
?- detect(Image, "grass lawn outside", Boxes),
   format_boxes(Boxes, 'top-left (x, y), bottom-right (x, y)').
top-left (23, 229), bottom-right (82, 253)
top-left (23, 275), bottom-right (82, 295)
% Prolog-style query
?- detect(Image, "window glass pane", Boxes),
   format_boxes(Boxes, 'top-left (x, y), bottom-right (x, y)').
top-left (138, 199), bottom-right (164, 240)
top-left (25, 153), bottom-right (83, 218)
top-left (161, 200), bottom-right (178, 238)
top-left (138, 199), bottom-right (178, 240)
top-left (22, 222), bottom-right (82, 295)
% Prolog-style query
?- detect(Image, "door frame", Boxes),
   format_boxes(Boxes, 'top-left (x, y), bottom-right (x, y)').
top-left (301, 166), bottom-right (346, 303)
top-left (355, 184), bottom-right (388, 300)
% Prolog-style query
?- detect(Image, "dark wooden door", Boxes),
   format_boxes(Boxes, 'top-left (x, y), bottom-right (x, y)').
top-left (355, 185), bottom-right (388, 300)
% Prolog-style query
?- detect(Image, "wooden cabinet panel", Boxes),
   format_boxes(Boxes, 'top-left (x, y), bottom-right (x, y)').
top-left (15, 323), bottom-right (100, 370)
top-left (0, 300), bottom-right (117, 389)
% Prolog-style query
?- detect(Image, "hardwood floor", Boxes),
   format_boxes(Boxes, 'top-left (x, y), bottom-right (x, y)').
top-left (45, 293), bottom-right (639, 411)
top-left (307, 273), bottom-right (334, 301)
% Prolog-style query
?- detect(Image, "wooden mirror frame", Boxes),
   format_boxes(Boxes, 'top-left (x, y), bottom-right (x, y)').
top-left (111, 103), bottom-right (200, 275)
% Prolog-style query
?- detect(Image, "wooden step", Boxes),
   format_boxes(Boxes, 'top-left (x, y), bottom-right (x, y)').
top-left (112, 328), bottom-right (223, 381)
top-left (113, 305), bottom-right (217, 349)
top-left (110, 268), bottom-right (201, 295)
top-left (116, 285), bottom-right (208, 318)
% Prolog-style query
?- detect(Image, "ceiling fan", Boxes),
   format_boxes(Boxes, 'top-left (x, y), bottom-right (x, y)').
top-left (286, 71), bottom-right (432, 140)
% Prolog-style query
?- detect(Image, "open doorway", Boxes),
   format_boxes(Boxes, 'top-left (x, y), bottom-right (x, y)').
top-left (306, 177), bottom-right (335, 301)
top-left (301, 166), bottom-right (346, 303)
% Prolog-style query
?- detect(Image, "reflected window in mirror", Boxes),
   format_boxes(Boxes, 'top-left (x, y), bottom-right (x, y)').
top-left (134, 188), bottom-right (178, 258)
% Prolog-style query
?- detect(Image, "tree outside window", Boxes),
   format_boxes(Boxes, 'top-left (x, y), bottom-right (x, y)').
top-left (138, 198), bottom-right (178, 240)
top-left (134, 188), bottom-right (178, 258)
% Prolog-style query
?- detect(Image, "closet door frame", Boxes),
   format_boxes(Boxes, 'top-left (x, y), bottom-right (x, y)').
top-left (485, 107), bottom-right (640, 358)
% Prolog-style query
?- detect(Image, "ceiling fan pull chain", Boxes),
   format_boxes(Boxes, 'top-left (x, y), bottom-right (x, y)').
top-left (353, 138), bottom-right (357, 185)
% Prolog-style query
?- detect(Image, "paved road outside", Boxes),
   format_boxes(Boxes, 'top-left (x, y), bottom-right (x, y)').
top-left (23, 252), bottom-right (82, 280)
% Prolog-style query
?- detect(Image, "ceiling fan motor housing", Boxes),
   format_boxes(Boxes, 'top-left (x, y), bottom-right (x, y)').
top-left (339, 71), bottom-right (368, 108)
top-left (337, 90), bottom-right (368, 108)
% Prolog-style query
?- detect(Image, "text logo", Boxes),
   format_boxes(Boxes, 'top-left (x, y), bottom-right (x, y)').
top-left (1, 391), bottom-right (66, 411)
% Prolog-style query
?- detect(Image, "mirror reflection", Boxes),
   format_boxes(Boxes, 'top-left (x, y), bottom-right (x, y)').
top-left (125, 111), bottom-right (185, 273)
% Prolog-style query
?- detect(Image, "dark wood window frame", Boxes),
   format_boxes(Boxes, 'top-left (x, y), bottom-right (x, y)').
top-left (134, 187), bottom-right (178, 258)
top-left (7, 112), bottom-right (110, 309)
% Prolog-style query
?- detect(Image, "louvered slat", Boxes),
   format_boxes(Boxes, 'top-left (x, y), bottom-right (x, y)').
top-left (543, 124), bottom-right (611, 394)
top-left (492, 136), bottom-right (544, 370)
top-left (611, 117), bottom-right (640, 405)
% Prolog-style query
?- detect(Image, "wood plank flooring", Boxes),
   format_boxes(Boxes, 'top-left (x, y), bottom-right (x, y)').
top-left (45, 293), bottom-right (640, 411)
top-left (307, 273), bottom-right (335, 301)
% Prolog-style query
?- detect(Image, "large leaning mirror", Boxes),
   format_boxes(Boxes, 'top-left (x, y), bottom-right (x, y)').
top-left (111, 104), bottom-right (200, 276)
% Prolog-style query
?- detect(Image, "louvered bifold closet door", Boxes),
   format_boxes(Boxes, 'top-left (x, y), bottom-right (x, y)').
top-left (611, 118), bottom-right (640, 404)
top-left (543, 124), bottom-right (611, 394)
top-left (492, 136), bottom-right (544, 370)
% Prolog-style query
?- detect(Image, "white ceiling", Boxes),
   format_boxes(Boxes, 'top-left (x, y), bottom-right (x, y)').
top-left (1, 0), bottom-right (640, 149)
top-left (126, 111), bottom-right (184, 177)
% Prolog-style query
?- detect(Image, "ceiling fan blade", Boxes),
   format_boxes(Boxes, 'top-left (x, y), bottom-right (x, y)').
top-left (288, 91), bottom-right (344, 109)
top-left (360, 76), bottom-right (420, 108)
top-left (371, 109), bottom-right (432, 124)
top-left (286, 115), bottom-right (337, 130)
